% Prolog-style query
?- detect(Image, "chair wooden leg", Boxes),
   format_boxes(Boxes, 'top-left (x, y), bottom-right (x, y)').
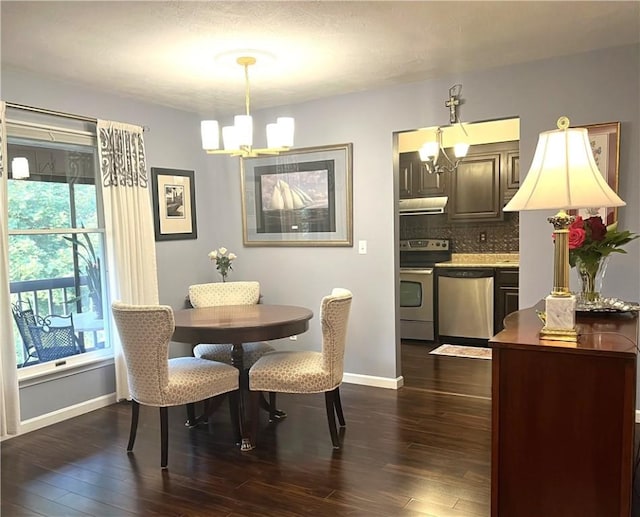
top-left (204, 394), bottom-right (226, 419)
top-left (228, 391), bottom-right (241, 444)
top-left (333, 387), bottom-right (346, 427)
top-left (258, 392), bottom-right (287, 421)
top-left (185, 402), bottom-right (198, 428)
top-left (160, 407), bottom-right (169, 469)
top-left (127, 400), bottom-right (140, 452)
top-left (268, 392), bottom-right (277, 422)
top-left (249, 390), bottom-right (261, 447)
top-left (324, 391), bottom-right (340, 449)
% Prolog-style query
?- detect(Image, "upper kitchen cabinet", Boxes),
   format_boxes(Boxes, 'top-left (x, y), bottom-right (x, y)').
top-left (447, 140), bottom-right (519, 223)
top-left (399, 151), bottom-right (445, 199)
top-left (503, 149), bottom-right (520, 203)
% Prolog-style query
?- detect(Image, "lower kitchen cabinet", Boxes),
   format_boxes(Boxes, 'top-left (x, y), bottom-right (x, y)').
top-left (494, 267), bottom-right (518, 332)
top-left (490, 306), bottom-right (637, 517)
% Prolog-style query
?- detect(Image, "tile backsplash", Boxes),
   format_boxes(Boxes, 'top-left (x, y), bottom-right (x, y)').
top-left (400, 212), bottom-right (519, 253)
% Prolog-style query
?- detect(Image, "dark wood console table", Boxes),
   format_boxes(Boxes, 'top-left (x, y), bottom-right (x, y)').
top-left (489, 304), bottom-right (638, 517)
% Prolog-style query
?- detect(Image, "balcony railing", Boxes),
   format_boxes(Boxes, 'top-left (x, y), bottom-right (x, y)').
top-left (10, 276), bottom-right (106, 367)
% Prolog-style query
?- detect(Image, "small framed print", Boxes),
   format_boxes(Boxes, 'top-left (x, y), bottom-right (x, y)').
top-left (576, 122), bottom-right (620, 225)
top-left (151, 168), bottom-right (197, 241)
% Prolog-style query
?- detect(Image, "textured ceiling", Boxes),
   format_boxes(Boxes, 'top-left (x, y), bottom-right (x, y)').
top-left (2, 1), bottom-right (639, 116)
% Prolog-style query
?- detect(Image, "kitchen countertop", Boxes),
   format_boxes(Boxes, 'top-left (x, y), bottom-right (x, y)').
top-left (436, 253), bottom-right (519, 268)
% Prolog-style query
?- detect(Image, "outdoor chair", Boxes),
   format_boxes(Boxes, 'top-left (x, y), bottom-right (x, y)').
top-left (111, 302), bottom-right (240, 469)
top-left (28, 313), bottom-right (83, 363)
top-left (249, 288), bottom-right (352, 449)
top-left (11, 300), bottom-right (39, 366)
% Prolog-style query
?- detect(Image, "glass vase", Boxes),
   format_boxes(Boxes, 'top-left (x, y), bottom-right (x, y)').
top-left (575, 255), bottom-right (609, 307)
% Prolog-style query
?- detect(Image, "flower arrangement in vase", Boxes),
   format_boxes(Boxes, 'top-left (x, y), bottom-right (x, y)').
top-left (567, 215), bottom-right (637, 305)
top-left (208, 247), bottom-right (236, 282)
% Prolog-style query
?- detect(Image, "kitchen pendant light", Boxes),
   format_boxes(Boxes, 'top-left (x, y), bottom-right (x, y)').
top-left (418, 84), bottom-right (470, 175)
top-left (201, 56), bottom-right (294, 157)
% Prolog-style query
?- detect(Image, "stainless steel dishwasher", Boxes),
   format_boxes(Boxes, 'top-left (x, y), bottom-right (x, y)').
top-left (437, 268), bottom-right (494, 340)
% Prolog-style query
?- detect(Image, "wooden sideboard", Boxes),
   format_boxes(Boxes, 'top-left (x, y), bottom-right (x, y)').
top-left (490, 304), bottom-right (638, 517)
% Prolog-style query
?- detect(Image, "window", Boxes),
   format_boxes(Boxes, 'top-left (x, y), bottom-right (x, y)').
top-left (7, 109), bottom-right (110, 372)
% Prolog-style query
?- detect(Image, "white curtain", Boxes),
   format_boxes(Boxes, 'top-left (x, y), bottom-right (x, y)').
top-left (98, 120), bottom-right (159, 400)
top-left (0, 101), bottom-right (21, 436)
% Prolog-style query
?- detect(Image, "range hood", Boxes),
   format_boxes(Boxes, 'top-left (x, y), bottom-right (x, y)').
top-left (399, 196), bottom-right (448, 215)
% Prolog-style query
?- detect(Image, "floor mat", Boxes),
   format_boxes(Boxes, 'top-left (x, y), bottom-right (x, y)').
top-left (429, 344), bottom-right (492, 359)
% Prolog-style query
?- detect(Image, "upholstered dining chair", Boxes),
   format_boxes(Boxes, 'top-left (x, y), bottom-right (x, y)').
top-left (248, 288), bottom-right (353, 449)
top-left (189, 281), bottom-right (275, 368)
top-left (111, 302), bottom-right (240, 469)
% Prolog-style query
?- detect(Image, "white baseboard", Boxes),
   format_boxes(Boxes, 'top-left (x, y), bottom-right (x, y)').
top-left (4, 393), bottom-right (117, 440)
top-left (343, 372), bottom-right (404, 390)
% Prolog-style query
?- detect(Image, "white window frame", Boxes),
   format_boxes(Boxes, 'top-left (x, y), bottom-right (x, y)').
top-left (6, 116), bottom-right (114, 382)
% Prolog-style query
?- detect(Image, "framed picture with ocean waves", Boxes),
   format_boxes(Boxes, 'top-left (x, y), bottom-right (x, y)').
top-left (240, 143), bottom-right (353, 247)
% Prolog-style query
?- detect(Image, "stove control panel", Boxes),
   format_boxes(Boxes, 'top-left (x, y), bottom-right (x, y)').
top-left (400, 238), bottom-right (450, 251)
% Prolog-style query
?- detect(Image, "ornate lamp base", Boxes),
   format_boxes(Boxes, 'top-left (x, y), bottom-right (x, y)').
top-left (540, 294), bottom-right (578, 342)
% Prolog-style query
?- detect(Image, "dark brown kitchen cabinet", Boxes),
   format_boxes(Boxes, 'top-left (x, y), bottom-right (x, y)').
top-left (503, 150), bottom-right (520, 203)
top-left (447, 140), bottom-right (519, 222)
top-left (494, 267), bottom-right (518, 333)
top-left (399, 151), bottom-right (445, 199)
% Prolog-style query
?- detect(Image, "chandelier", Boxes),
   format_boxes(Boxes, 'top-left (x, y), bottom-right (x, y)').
top-left (418, 84), bottom-right (469, 174)
top-left (200, 56), bottom-right (294, 158)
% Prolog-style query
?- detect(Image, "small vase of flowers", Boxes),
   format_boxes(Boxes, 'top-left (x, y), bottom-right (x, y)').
top-left (568, 215), bottom-right (637, 306)
top-left (208, 247), bottom-right (236, 282)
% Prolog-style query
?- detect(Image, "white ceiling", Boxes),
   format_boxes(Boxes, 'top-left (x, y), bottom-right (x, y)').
top-left (2, 1), bottom-right (639, 116)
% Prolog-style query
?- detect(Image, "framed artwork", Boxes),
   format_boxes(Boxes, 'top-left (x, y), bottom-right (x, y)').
top-left (241, 143), bottom-right (353, 246)
top-left (576, 122), bottom-right (621, 225)
top-left (151, 168), bottom-right (198, 241)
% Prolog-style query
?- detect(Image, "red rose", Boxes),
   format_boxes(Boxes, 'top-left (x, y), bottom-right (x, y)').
top-left (568, 226), bottom-right (586, 249)
top-left (586, 216), bottom-right (607, 241)
top-left (570, 216), bottom-right (584, 231)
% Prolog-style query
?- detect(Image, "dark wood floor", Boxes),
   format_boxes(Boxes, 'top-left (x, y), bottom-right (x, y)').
top-left (2, 343), bottom-right (493, 516)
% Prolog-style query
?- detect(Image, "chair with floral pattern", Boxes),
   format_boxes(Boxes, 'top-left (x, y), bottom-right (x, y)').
top-left (111, 302), bottom-right (240, 469)
top-left (248, 288), bottom-right (352, 449)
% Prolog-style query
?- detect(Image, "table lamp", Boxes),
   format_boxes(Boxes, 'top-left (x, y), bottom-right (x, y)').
top-left (504, 117), bottom-right (626, 341)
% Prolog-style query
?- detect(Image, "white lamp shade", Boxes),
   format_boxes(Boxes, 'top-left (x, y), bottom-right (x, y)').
top-left (276, 117), bottom-right (294, 148)
top-left (222, 125), bottom-right (240, 151)
top-left (419, 141), bottom-right (439, 161)
top-left (266, 117), bottom-right (295, 148)
top-left (233, 115), bottom-right (253, 147)
top-left (453, 142), bottom-right (470, 158)
top-left (200, 120), bottom-right (220, 150)
top-left (266, 122), bottom-right (281, 148)
top-left (504, 127), bottom-right (625, 211)
top-left (11, 157), bottom-right (30, 179)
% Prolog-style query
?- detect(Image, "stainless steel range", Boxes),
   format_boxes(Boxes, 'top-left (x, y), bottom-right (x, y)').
top-left (399, 238), bottom-right (451, 341)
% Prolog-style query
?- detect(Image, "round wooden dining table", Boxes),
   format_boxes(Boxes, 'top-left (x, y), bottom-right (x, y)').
top-left (172, 304), bottom-right (313, 450)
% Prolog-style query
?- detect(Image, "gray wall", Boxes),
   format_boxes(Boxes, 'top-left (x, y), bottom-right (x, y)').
top-left (2, 65), bottom-right (210, 418)
top-left (3, 43), bottom-right (639, 419)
